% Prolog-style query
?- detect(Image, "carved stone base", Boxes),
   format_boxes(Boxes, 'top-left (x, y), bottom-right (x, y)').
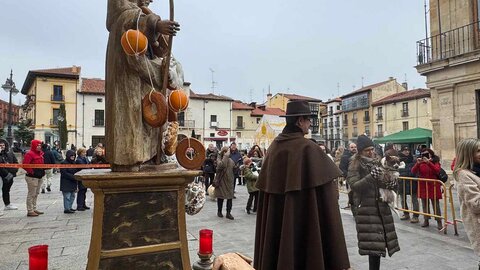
top-left (75, 168), bottom-right (201, 270)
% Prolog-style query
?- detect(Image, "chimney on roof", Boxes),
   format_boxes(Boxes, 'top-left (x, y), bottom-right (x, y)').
top-left (401, 82), bottom-right (408, 90)
top-left (249, 102), bottom-right (256, 108)
top-left (258, 105), bottom-right (266, 111)
top-left (72, 65), bottom-right (78, 74)
top-left (389, 76), bottom-right (395, 81)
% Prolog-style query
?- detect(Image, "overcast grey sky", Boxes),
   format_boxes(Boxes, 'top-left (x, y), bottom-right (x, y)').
top-left (0, 0), bottom-right (428, 105)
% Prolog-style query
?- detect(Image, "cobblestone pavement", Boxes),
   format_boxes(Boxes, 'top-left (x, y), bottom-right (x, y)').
top-left (0, 173), bottom-right (478, 269)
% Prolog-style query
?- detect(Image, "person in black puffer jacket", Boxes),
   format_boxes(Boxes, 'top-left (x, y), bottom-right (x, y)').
top-left (398, 146), bottom-right (419, 223)
top-left (61, 150), bottom-right (78, 214)
top-left (75, 148), bottom-right (90, 211)
top-left (41, 143), bottom-right (56, 193)
top-left (0, 139), bottom-right (19, 211)
top-left (347, 135), bottom-right (400, 270)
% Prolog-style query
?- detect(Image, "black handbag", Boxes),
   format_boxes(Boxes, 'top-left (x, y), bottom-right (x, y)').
top-left (33, 168), bottom-right (46, 179)
top-left (438, 168), bottom-right (448, 183)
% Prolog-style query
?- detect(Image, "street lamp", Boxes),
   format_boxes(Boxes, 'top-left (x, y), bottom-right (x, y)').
top-left (1, 70), bottom-right (19, 147)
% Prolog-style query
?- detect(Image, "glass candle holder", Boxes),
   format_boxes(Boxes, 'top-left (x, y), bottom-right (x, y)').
top-left (199, 229), bottom-right (213, 255)
top-left (28, 245), bottom-right (48, 270)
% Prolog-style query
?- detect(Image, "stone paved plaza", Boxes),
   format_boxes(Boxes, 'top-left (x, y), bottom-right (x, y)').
top-left (0, 172), bottom-right (478, 270)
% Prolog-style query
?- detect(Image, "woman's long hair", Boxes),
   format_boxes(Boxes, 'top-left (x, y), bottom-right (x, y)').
top-left (453, 138), bottom-right (480, 178)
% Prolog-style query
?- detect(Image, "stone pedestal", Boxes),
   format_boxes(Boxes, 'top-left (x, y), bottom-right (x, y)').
top-left (75, 168), bottom-right (201, 270)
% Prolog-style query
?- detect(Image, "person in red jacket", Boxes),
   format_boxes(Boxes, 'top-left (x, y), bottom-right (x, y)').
top-left (411, 148), bottom-right (443, 230)
top-left (22, 140), bottom-right (46, 217)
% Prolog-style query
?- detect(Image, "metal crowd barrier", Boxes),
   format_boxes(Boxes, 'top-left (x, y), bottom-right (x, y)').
top-left (447, 184), bottom-right (463, 236)
top-left (337, 176), bottom-right (465, 236)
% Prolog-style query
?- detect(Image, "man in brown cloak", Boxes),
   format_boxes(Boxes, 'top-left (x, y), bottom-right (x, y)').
top-left (254, 100), bottom-right (350, 270)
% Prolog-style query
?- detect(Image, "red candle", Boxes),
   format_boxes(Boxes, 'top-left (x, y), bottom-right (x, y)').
top-left (28, 245), bottom-right (48, 270)
top-left (199, 229), bottom-right (213, 255)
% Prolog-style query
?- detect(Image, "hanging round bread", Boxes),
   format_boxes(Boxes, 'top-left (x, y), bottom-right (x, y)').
top-left (142, 91), bottom-right (168, 127)
top-left (176, 137), bottom-right (205, 170)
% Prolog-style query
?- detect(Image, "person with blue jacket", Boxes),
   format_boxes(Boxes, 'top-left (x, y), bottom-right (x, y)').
top-left (60, 150), bottom-right (78, 214)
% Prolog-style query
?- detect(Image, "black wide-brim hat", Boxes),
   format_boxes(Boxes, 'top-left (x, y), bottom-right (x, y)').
top-left (280, 100), bottom-right (318, 118)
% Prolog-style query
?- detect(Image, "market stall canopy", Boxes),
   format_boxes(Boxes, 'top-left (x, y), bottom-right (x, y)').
top-left (374, 128), bottom-right (432, 144)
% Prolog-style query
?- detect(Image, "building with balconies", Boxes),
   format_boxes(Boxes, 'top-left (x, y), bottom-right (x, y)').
top-left (321, 97), bottom-right (343, 150)
top-left (231, 101), bottom-right (256, 149)
top-left (415, 1), bottom-right (480, 167)
top-left (21, 66), bottom-right (80, 146)
top-left (371, 88), bottom-right (431, 139)
top-left (265, 92), bottom-right (324, 141)
top-left (77, 78), bottom-right (106, 148)
top-left (341, 78), bottom-right (407, 145)
top-left (184, 89), bottom-right (234, 149)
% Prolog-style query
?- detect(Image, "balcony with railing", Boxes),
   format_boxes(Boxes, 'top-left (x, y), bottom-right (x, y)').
top-left (328, 134), bottom-right (333, 140)
top-left (50, 118), bottom-right (58, 126)
top-left (93, 118), bottom-right (104, 127)
top-left (376, 114), bottom-right (383, 121)
top-left (401, 110), bottom-right (409, 117)
top-left (352, 118), bottom-right (358, 125)
top-left (236, 121), bottom-right (245, 129)
top-left (334, 121), bottom-right (340, 127)
top-left (416, 21), bottom-right (480, 65)
top-left (179, 119), bottom-right (195, 128)
top-left (328, 122), bottom-right (333, 127)
top-left (334, 134), bottom-right (340, 140)
top-left (343, 118), bottom-right (348, 125)
top-left (375, 131), bottom-right (384, 138)
top-left (328, 110), bottom-right (333, 116)
top-left (51, 95), bottom-right (65, 102)
top-left (363, 116), bottom-right (370, 123)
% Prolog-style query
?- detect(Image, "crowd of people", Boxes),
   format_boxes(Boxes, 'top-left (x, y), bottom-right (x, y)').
top-left (0, 140), bottom-right (107, 217)
top-left (0, 101), bottom-right (479, 269)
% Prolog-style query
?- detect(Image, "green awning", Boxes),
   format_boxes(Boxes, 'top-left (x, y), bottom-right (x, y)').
top-left (373, 128), bottom-right (432, 144)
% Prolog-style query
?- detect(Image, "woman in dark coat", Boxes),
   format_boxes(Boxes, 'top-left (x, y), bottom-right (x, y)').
top-left (60, 150), bottom-right (78, 214)
top-left (347, 135), bottom-right (400, 270)
top-left (214, 146), bottom-right (235, 220)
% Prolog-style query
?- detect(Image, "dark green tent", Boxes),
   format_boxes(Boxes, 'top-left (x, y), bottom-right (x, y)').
top-left (373, 128), bottom-right (432, 144)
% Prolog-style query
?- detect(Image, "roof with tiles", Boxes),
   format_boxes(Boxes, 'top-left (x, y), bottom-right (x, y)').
top-left (340, 79), bottom-right (393, 99)
top-left (80, 78), bottom-right (105, 94)
top-left (325, 97), bottom-right (342, 104)
top-left (371, 89), bottom-right (431, 106)
top-left (251, 105), bottom-right (285, 116)
top-left (279, 93), bottom-right (322, 102)
top-left (232, 101), bottom-right (254, 110)
top-left (189, 90), bottom-right (234, 102)
top-left (21, 66), bottom-right (81, 94)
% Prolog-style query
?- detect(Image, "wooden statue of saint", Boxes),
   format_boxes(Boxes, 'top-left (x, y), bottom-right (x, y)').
top-left (105, 0), bottom-right (183, 171)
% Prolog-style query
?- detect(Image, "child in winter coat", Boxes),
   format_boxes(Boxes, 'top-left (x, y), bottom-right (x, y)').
top-left (243, 158), bottom-right (259, 214)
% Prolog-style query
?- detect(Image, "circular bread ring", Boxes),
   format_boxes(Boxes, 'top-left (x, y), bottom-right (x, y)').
top-left (176, 138), bottom-right (206, 170)
top-left (142, 91), bottom-right (168, 128)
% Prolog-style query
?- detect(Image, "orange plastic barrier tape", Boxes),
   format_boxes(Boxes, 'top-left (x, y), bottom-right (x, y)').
top-left (0, 164), bottom-right (110, 169)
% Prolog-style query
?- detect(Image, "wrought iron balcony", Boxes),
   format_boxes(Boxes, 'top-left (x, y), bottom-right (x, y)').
top-left (416, 21), bottom-right (479, 65)
top-left (236, 121), bottom-right (245, 129)
top-left (343, 118), bottom-right (348, 125)
top-left (363, 116), bottom-right (370, 123)
top-left (334, 121), bottom-right (340, 127)
top-left (376, 114), bottom-right (383, 121)
top-left (334, 134), bottom-right (340, 139)
top-left (352, 118), bottom-right (358, 125)
top-left (51, 95), bottom-right (65, 102)
top-left (50, 118), bottom-right (58, 126)
top-left (93, 119), bottom-right (104, 127)
top-left (179, 120), bottom-right (195, 128)
top-left (401, 110), bottom-right (409, 117)
top-left (328, 122), bottom-right (333, 127)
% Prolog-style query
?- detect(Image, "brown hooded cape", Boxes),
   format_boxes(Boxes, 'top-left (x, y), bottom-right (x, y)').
top-left (254, 132), bottom-right (350, 270)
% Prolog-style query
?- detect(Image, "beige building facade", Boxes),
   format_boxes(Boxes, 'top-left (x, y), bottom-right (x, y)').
top-left (415, 0), bottom-right (480, 166)
top-left (21, 66), bottom-right (80, 146)
top-left (341, 78), bottom-right (407, 144)
top-left (266, 92), bottom-right (324, 140)
top-left (371, 89), bottom-right (432, 138)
